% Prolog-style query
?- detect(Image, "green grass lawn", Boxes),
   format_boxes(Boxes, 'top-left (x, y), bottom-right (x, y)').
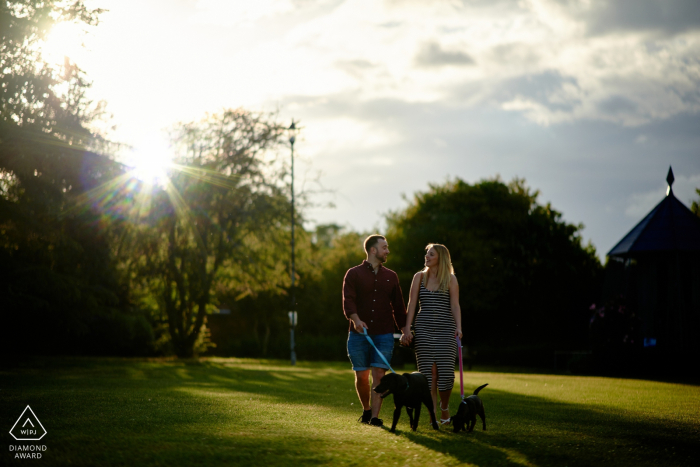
top-left (1, 357), bottom-right (698, 466)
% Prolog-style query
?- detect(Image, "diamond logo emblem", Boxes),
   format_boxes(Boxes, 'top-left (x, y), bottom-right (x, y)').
top-left (9, 406), bottom-right (47, 441)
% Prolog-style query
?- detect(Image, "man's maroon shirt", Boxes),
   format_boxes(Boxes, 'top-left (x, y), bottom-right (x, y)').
top-left (343, 260), bottom-right (407, 335)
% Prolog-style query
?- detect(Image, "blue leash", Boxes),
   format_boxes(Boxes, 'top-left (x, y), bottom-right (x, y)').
top-left (361, 328), bottom-right (396, 373)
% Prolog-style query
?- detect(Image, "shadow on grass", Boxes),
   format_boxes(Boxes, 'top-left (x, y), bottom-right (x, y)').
top-left (1, 358), bottom-right (362, 466)
top-left (1, 358), bottom-right (699, 467)
top-left (395, 387), bottom-right (700, 467)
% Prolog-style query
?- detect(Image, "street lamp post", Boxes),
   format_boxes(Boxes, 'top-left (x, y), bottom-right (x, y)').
top-left (288, 121), bottom-right (299, 366)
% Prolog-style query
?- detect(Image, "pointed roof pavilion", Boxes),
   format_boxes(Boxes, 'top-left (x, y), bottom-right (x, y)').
top-left (608, 167), bottom-right (700, 258)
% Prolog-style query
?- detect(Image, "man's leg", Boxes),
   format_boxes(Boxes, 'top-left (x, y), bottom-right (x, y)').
top-left (355, 369), bottom-right (371, 411)
top-left (370, 367), bottom-right (386, 419)
top-left (348, 331), bottom-right (372, 422)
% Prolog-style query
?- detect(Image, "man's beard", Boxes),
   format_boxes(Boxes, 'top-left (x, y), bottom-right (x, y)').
top-left (378, 253), bottom-right (388, 263)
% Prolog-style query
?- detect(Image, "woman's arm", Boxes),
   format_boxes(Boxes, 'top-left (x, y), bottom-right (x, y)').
top-left (401, 272), bottom-right (422, 344)
top-left (449, 274), bottom-right (462, 339)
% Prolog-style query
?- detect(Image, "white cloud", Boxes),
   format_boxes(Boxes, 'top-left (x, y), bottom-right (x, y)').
top-left (300, 116), bottom-right (402, 156)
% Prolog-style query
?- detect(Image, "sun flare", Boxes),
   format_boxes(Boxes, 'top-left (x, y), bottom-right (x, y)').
top-left (127, 137), bottom-right (174, 186)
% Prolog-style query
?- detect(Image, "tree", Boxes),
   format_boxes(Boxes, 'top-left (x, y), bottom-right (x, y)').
top-left (0, 2), bottom-right (148, 355)
top-left (212, 223), bottom-right (295, 357)
top-left (692, 188), bottom-right (700, 217)
top-left (130, 109), bottom-right (288, 358)
top-left (386, 177), bottom-right (602, 362)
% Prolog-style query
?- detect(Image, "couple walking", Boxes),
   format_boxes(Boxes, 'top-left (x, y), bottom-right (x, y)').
top-left (343, 235), bottom-right (463, 427)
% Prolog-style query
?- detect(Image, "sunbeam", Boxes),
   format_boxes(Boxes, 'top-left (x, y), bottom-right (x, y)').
top-left (173, 164), bottom-right (246, 189)
top-left (127, 137), bottom-right (174, 186)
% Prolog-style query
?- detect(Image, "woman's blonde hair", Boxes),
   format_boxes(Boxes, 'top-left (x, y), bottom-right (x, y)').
top-left (422, 243), bottom-right (454, 292)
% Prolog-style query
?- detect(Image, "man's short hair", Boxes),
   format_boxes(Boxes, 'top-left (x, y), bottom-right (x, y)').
top-left (364, 234), bottom-right (386, 254)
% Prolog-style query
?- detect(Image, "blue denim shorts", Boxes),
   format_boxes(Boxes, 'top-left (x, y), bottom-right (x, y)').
top-left (347, 332), bottom-right (394, 371)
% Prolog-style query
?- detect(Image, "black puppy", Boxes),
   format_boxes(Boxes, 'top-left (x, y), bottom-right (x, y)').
top-left (451, 383), bottom-right (488, 433)
top-left (373, 372), bottom-right (439, 433)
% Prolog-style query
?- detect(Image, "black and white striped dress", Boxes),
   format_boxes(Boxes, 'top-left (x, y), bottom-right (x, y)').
top-left (414, 282), bottom-right (457, 392)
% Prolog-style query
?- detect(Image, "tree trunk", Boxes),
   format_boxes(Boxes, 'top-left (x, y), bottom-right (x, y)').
top-left (262, 321), bottom-right (271, 356)
top-left (173, 338), bottom-right (195, 358)
top-left (252, 318), bottom-right (259, 345)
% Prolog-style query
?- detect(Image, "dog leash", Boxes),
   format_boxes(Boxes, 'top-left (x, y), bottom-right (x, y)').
top-left (361, 328), bottom-right (396, 374)
top-left (456, 336), bottom-right (464, 400)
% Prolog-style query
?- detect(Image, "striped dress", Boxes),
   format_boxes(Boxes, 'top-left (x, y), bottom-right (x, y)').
top-left (414, 282), bottom-right (457, 392)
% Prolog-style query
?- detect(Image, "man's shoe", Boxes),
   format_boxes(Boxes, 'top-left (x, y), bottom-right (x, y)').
top-left (369, 417), bottom-right (383, 427)
top-left (358, 409), bottom-right (372, 424)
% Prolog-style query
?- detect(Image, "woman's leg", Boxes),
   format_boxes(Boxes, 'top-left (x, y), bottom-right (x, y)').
top-left (436, 345), bottom-right (456, 422)
top-left (438, 389), bottom-right (452, 421)
top-left (431, 363), bottom-right (438, 414)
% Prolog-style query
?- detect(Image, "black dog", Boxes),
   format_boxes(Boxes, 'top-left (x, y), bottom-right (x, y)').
top-left (451, 383), bottom-right (488, 433)
top-left (373, 372), bottom-right (439, 433)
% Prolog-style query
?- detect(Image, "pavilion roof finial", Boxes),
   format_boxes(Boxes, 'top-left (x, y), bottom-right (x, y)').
top-left (666, 166), bottom-right (674, 196)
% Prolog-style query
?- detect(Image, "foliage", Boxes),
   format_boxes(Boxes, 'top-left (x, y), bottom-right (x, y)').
top-left (210, 224), bottom-right (366, 358)
top-left (1, 1), bottom-right (107, 145)
top-left (588, 295), bottom-right (642, 351)
top-left (0, 122), bottom-right (135, 354)
top-left (386, 177), bottom-right (603, 358)
top-left (692, 188), bottom-right (700, 216)
top-left (128, 109), bottom-right (289, 358)
top-left (294, 227), bottom-right (367, 337)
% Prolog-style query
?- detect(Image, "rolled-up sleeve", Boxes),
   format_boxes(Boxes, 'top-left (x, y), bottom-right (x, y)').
top-left (391, 274), bottom-right (407, 329)
top-left (343, 269), bottom-right (357, 320)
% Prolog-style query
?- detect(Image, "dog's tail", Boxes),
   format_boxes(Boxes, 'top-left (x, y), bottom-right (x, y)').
top-left (473, 383), bottom-right (488, 395)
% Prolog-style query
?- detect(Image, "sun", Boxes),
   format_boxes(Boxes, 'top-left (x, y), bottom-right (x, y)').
top-left (41, 21), bottom-right (88, 67)
top-left (127, 137), bottom-right (174, 186)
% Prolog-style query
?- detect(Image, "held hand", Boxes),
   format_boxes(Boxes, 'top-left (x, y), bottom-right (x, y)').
top-left (455, 329), bottom-right (463, 340)
top-left (401, 326), bottom-right (413, 344)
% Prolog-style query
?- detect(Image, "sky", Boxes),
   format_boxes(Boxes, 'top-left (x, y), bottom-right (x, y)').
top-left (47, 0), bottom-right (700, 259)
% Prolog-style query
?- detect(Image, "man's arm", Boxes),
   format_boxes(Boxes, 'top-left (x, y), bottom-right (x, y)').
top-left (342, 268), bottom-right (357, 319)
top-left (343, 269), bottom-right (367, 332)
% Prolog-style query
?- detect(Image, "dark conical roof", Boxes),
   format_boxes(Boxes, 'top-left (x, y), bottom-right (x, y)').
top-left (608, 168), bottom-right (700, 257)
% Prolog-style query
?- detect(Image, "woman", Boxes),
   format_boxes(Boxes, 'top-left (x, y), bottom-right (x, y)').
top-left (401, 243), bottom-right (462, 425)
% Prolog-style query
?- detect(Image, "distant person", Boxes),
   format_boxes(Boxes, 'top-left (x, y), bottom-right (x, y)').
top-left (343, 234), bottom-right (407, 427)
top-left (401, 243), bottom-right (462, 426)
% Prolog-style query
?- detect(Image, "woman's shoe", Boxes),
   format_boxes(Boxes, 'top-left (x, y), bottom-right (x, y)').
top-left (439, 401), bottom-right (450, 425)
top-left (369, 417), bottom-right (384, 427)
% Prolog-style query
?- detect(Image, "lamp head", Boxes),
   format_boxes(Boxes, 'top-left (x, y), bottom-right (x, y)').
top-left (288, 120), bottom-right (298, 145)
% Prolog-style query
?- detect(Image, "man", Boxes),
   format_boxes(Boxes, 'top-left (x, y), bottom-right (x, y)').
top-left (343, 234), bottom-right (407, 426)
